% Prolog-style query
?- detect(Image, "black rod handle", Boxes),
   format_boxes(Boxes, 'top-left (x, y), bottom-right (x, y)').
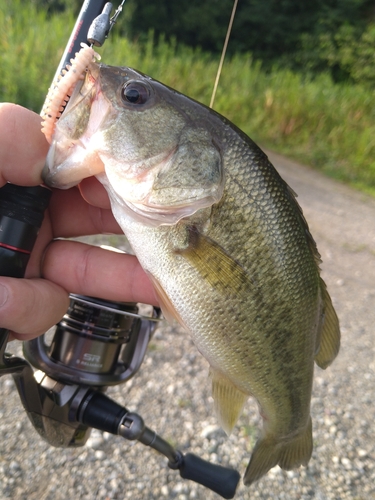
top-left (179, 453), bottom-right (240, 499)
top-left (0, 184), bottom-right (51, 277)
top-left (0, 184), bottom-right (51, 365)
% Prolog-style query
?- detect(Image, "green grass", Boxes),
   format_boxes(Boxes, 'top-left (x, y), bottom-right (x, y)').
top-left (2, 0), bottom-right (375, 194)
top-left (0, 0), bottom-right (73, 110)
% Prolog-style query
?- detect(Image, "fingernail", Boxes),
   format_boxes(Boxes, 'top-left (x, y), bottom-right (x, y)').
top-left (0, 284), bottom-right (9, 308)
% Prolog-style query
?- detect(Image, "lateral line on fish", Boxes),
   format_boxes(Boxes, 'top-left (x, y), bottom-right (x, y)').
top-left (229, 163), bottom-right (320, 304)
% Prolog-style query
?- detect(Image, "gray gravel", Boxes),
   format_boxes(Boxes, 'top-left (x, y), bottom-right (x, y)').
top-left (1, 150), bottom-right (375, 500)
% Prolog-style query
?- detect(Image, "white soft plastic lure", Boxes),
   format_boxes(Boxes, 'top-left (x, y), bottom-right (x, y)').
top-left (41, 43), bottom-right (100, 143)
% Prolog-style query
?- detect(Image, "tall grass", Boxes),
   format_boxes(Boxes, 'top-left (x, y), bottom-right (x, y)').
top-left (1, 0), bottom-right (375, 194)
top-left (0, 0), bottom-right (74, 110)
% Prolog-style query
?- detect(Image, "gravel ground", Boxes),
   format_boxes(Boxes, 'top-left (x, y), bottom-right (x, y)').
top-left (1, 150), bottom-right (375, 500)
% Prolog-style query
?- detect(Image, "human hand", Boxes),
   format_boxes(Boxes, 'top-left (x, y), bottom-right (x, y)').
top-left (0, 103), bottom-right (158, 341)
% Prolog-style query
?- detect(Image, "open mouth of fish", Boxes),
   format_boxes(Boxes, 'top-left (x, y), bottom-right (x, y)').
top-left (42, 50), bottom-right (110, 190)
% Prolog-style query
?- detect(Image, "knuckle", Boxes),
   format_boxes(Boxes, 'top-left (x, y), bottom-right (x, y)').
top-left (76, 244), bottom-right (97, 292)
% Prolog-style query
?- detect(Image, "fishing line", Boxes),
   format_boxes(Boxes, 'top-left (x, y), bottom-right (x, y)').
top-left (209, 0), bottom-right (239, 109)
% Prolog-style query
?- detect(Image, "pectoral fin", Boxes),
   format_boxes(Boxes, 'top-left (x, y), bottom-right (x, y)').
top-left (147, 273), bottom-right (187, 328)
top-left (177, 226), bottom-right (252, 296)
top-left (314, 278), bottom-right (340, 369)
top-left (210, 369), bottom-right (248, 435)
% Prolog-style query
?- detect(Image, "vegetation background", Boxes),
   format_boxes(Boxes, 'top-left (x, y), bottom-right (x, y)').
top-left (1, 0), bottom-right (375, 193)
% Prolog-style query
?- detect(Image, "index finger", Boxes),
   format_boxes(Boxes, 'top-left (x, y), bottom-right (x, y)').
top-left (0, 103), bottom-right (49, 186)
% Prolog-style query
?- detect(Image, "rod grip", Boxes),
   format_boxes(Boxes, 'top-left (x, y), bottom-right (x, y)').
top-left (179, 453), bottom-right (240, 499)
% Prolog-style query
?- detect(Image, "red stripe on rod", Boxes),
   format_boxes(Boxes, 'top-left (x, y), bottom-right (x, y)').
top-left (0, 242), bottom-right (31, 254)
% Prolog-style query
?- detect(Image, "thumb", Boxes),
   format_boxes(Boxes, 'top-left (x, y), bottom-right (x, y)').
top-left (0, 277), bottom-right (70, 340)
top-left (0, 103), bottom-right (49, 186)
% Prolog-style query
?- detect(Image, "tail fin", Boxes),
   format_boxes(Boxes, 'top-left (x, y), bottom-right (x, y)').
top-left (244, 417), bottom-right (313, 486)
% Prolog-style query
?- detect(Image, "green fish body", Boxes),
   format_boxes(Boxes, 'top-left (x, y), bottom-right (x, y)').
top-left (43, 63), bottom-right (340, 485)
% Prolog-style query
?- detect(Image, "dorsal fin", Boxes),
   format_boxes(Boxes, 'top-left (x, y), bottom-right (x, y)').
top-left (315, 278), bottom-right (340, 369)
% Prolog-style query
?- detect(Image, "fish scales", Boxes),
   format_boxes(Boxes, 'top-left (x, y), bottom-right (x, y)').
top-left (43, 61), bottom-right (340, 486)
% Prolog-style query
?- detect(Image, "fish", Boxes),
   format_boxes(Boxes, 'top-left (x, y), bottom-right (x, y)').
top-left (42, 57), bottom-right (340, 485)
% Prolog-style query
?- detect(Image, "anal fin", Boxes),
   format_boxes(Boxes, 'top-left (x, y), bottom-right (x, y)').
top-left (210, 369), bottom-right (248, 435)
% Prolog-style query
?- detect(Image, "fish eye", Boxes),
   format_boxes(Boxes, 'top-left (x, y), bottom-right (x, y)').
top-left (121, 81), bottom-right (150, 105)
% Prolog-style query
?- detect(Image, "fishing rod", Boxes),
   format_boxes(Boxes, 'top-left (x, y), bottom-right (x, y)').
top-left (0, 2), bottom-right (240, 498)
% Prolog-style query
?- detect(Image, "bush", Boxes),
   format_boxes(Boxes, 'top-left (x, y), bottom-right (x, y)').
top-left (298, 23), bottom-right (375, 87)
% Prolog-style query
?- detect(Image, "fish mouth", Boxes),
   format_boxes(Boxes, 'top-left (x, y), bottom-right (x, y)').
top-left (43, 63), bottom-right (111, 189)
top-left (43, 136), bottom-right (106, 189)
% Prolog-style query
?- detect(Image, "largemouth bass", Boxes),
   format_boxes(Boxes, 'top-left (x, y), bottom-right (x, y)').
top-left (43, 60), bottom-right (340, 485)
